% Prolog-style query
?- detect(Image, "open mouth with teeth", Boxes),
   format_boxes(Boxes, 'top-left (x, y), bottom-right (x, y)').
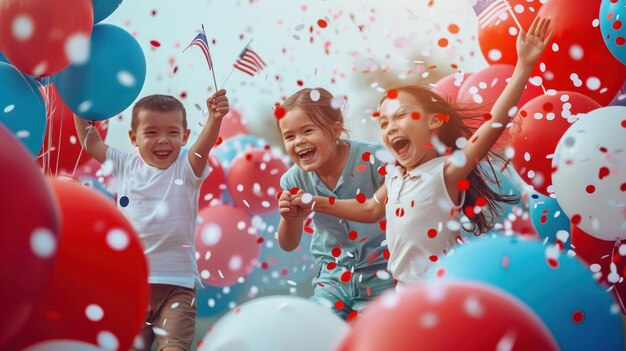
top-left (391, 138), bottom-right (411, 157)
top-left (153, 150), bottom-right (172, 160)
top-left (297, 148), bottom-right (316, 161)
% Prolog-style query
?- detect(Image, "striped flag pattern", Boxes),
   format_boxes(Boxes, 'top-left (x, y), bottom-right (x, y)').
top-left (233, 45), bottom-right (266, 76)
top-left (184, 26), bottom-right (214, 70)
top-left (473, 0), bottom-right (510, 29)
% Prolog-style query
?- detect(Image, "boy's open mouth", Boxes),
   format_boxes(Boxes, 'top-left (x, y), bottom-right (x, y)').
top-left (154, 151), bottom-right (172, 160)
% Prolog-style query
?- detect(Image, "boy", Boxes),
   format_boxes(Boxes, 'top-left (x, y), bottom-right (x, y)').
top-left (74, 90), bottom-right (229, 351)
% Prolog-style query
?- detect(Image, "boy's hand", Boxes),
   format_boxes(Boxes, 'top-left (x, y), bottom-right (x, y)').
top-left (516, 16), bottom-right (553, 67)
top-left (207, 89), bottom-right (230, 120)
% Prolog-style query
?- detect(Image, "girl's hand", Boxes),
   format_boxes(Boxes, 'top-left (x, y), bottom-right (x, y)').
top-left (278, 190), bottom-right (311, 221)
top-left (516, 16), bottom-right (553, 67)
top-left (290, 190), bottom-right (313, 218)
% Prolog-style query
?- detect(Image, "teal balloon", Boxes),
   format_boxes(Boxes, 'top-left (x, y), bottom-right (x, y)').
top-left (0, 51), bottom-right (7, 63)
top-left (600, 0), bottom-right (626, 65)
top-left (92, 0), bottom-right (123, 23)
top-left (196, 284), bottom-right (244, 318)
top-left (0, 62), bottom-right (45, 156)
top-left (528, 192), bottom-right (571, 247)
top-left (427, 235), bottom-right (623, 351)
top-left (53, 23), bottom-right (146, 121)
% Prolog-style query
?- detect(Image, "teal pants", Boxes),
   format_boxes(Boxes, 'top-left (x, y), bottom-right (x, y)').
top-left (310, 264), bottom-right (394, 319)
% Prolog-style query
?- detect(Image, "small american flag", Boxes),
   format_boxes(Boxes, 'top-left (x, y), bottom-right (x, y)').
top-left (184, 25), bottom-right (214, 70)
top-left (473, 0), bottom-right (510, 29)
top-left (233, 44), bottom-right (266, 76)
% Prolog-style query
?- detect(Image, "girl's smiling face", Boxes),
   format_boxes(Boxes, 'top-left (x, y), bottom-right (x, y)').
top-left (279, 107), bottom-right (340, 173)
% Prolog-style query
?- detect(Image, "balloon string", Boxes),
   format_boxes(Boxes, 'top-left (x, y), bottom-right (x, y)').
top-left (71, 121), bottom-right (96, 177)
top-left (54, 98), bottom-right (64, 177)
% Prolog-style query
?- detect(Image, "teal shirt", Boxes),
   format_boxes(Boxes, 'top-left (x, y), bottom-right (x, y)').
top-left (280, 139), bottom-right (388, 272)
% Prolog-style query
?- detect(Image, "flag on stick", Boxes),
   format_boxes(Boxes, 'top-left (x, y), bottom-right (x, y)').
top-left (233, 44), bottom-right (266, 76)
top-left (185, 25), bottom-right (218, 90)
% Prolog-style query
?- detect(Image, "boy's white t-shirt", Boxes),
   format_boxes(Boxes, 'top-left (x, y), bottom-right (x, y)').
top-left (384, 156), bottom-right (465, 286)
top-left (107, 147), bottom-right (210, 289)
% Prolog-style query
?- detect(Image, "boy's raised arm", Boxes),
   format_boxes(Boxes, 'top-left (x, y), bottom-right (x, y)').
top-left (74, 114), bottom-right (108, 164)
top-left (188, 89), bottom-right (229, 177)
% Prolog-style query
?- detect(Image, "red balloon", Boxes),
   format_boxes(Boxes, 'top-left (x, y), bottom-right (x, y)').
top-left (6, 179), bottom-right (149, 351)
top-left (338, 281), bottom-right (559, 351)
top-left (226, 148), bottom-right (289, 215)
top-left (195, 205), bottom-right (260, 287)
top-left (0, 125), bottom-right (60, 348)
top-left (458, 64), bottom-right (543, 109)
top-left (37, 85), bottom-right (108, 175)
top-left (199, 155), bottom-right (226, 209)
top-left (510, 91), bottom-right (600, 195)
top-left (0, 0), bottom-right (93, 76)
top-left (218, 107), bottom-right (248, 141)
top-left (571, 224), bottom-right (625, 313)
top-left (432, 72), bottom-right (472, 104)
top-left (478, 0), bottom-right (543, 65)
top-left (536, 0), bottom-right (626, 105)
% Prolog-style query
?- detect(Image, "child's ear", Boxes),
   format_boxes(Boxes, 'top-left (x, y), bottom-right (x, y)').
top-left (182, 129), bottom-right (191, 146)
top-left (128, 130), bottom-right (138, 147)
top-left (333, 121), bottom-right (343, 139)
top-left (429, 113), bottom-right (444, 130)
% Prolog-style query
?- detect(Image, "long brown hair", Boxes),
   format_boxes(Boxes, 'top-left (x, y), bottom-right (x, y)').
top-left (382, 85), bottom-right (519, 235)
top-left (278, 88), bottom-right (350, 138)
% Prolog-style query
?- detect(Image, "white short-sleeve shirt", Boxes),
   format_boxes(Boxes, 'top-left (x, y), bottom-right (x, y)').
top-left (384, 157), bottom-right (465, 285)
top-left (107, 147), bottom-right (210, 288)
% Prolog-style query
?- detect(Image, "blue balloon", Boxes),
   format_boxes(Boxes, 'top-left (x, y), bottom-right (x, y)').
top-left (196, 283), bottom-right (245, 318)
top-left (600, 0), bottom-right (626, 65)
top-left (528, 192), bottom-right (571, 247)
top-left (427, 235), bottom-right (623, 351)
top-left (0, 51), bottom-right (7, 64)
top-left (53, 23), bottom-right (146, 121)
top-left (212, 135), bottom-right (268, 170)
top-left (0, 62), bottom-right (45, 156)
top-left (92, 0), bottom-right (124, 23)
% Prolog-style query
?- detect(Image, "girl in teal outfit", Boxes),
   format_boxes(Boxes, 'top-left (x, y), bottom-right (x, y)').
top-left (276, 87), bottom-right (393, 320)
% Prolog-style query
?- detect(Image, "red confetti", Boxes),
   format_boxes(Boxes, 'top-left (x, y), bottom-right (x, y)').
top-left (448, 24), bottom-right (459, 34)
top-left (438, 38), bottom-right (449, 47)
top-left (179, 91), bottom-right (187, 99)
top-left (585, 185), bottom-right (596, 194)
top-left (599, 167), bottom-right (610, 180)
top-left (483, 113), bottom-right (492, 121)
top-left (274, 107), bottom-right (286, 119)
top-left (327, 262), bottom-right (337, 270)
top-left (260, 261), bottom-right (269, 270)
top-left (372, 111), bottom-right (380, 118)
top-left (346, 310), bottom-right (358, 322)
top-left (361, 152), bottom-right (372, 161)
top-left (621, 183), bottom-right (626, 191)
top-left (540, 215), bottom-right (547, 224)
top-left (356, 164), bottom-right (367, 172)
top-left (429, 255), bottom-right (438, 262)
top-left (427, 228), bottom-right (437, 238)
top-left (411, 112), bottom-right (421, 120)
top-left (543, 102), bottom-right (554, 111)
top-left (386, 89), bottom-right (398, 99)
top-left (340, 271), bottom-right (352, 282)
top-left (296, 80), bottom-right (304, 86)
top-left (476, 196), bottom-right (487, 207)
top-left (329, 196), bottom-right (335, 205)
top-left (547, 258), bottom-right (559, 269)
top-left (303, 226), bottom-right (314, 234)
top-left (571, 214), bottom-right (581, 225)
top-left (378, 166), bottom-right (387, 176)
top-left (395, 207), bottom-right (405, 217)
top-left (464, 206), bottom-right (475, 218)
top-left (383, 249), bottom-right (390, 260)
top-left (379, 220), bottom-right (386, 232)
top-left (348, 230), bottom-right (358, 240)
top-left (335, 301), bottom-right (345, 310)
top-left (457, 179), bottom-right (470, 191)
top-left (436, 268), bottom-right (446, 277)
top-left (356, 193), bottom-right (366, 203)
top-left (256, 237), bottom-right (264, 244)
top-left (520, 110), bottom-right (528, 117)
top-left (215, 136), bottom-right (223, 146)
top-left (289, 187), bottom-right (301, 195)
top-left (150, 40), bottom-right (161, 47)
top-left (331, 247), bottom-right (341, 257)
top-left (317, 19), bottom-right (328, 28)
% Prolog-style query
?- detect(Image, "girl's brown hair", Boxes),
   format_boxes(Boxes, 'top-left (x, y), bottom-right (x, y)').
top-left (278, 88), bottom-right (349, 138)
top-left (382, 85), bottom-right (519, 235)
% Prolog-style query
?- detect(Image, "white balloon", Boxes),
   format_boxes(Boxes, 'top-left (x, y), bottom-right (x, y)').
top-left (552, 106), bottom-right (626, 240)
top-left (198, 296), bottom-right (349, 351)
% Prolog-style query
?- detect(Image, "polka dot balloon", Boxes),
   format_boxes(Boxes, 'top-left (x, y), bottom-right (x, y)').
top-left (600, 0), bottom-right (626, 65)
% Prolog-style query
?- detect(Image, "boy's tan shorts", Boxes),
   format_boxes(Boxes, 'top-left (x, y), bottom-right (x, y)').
top-left (132, 284), bottom-right (197, 351)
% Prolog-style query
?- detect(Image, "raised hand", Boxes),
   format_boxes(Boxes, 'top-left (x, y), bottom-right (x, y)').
top-left (206, 89), bottom-right (230, 119)
top-left (516, 16), bottom-right (554, 67)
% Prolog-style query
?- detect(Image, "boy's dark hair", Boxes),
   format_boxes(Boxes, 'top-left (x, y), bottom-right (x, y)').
top-left (131, 94), bottom-right (187, 131)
